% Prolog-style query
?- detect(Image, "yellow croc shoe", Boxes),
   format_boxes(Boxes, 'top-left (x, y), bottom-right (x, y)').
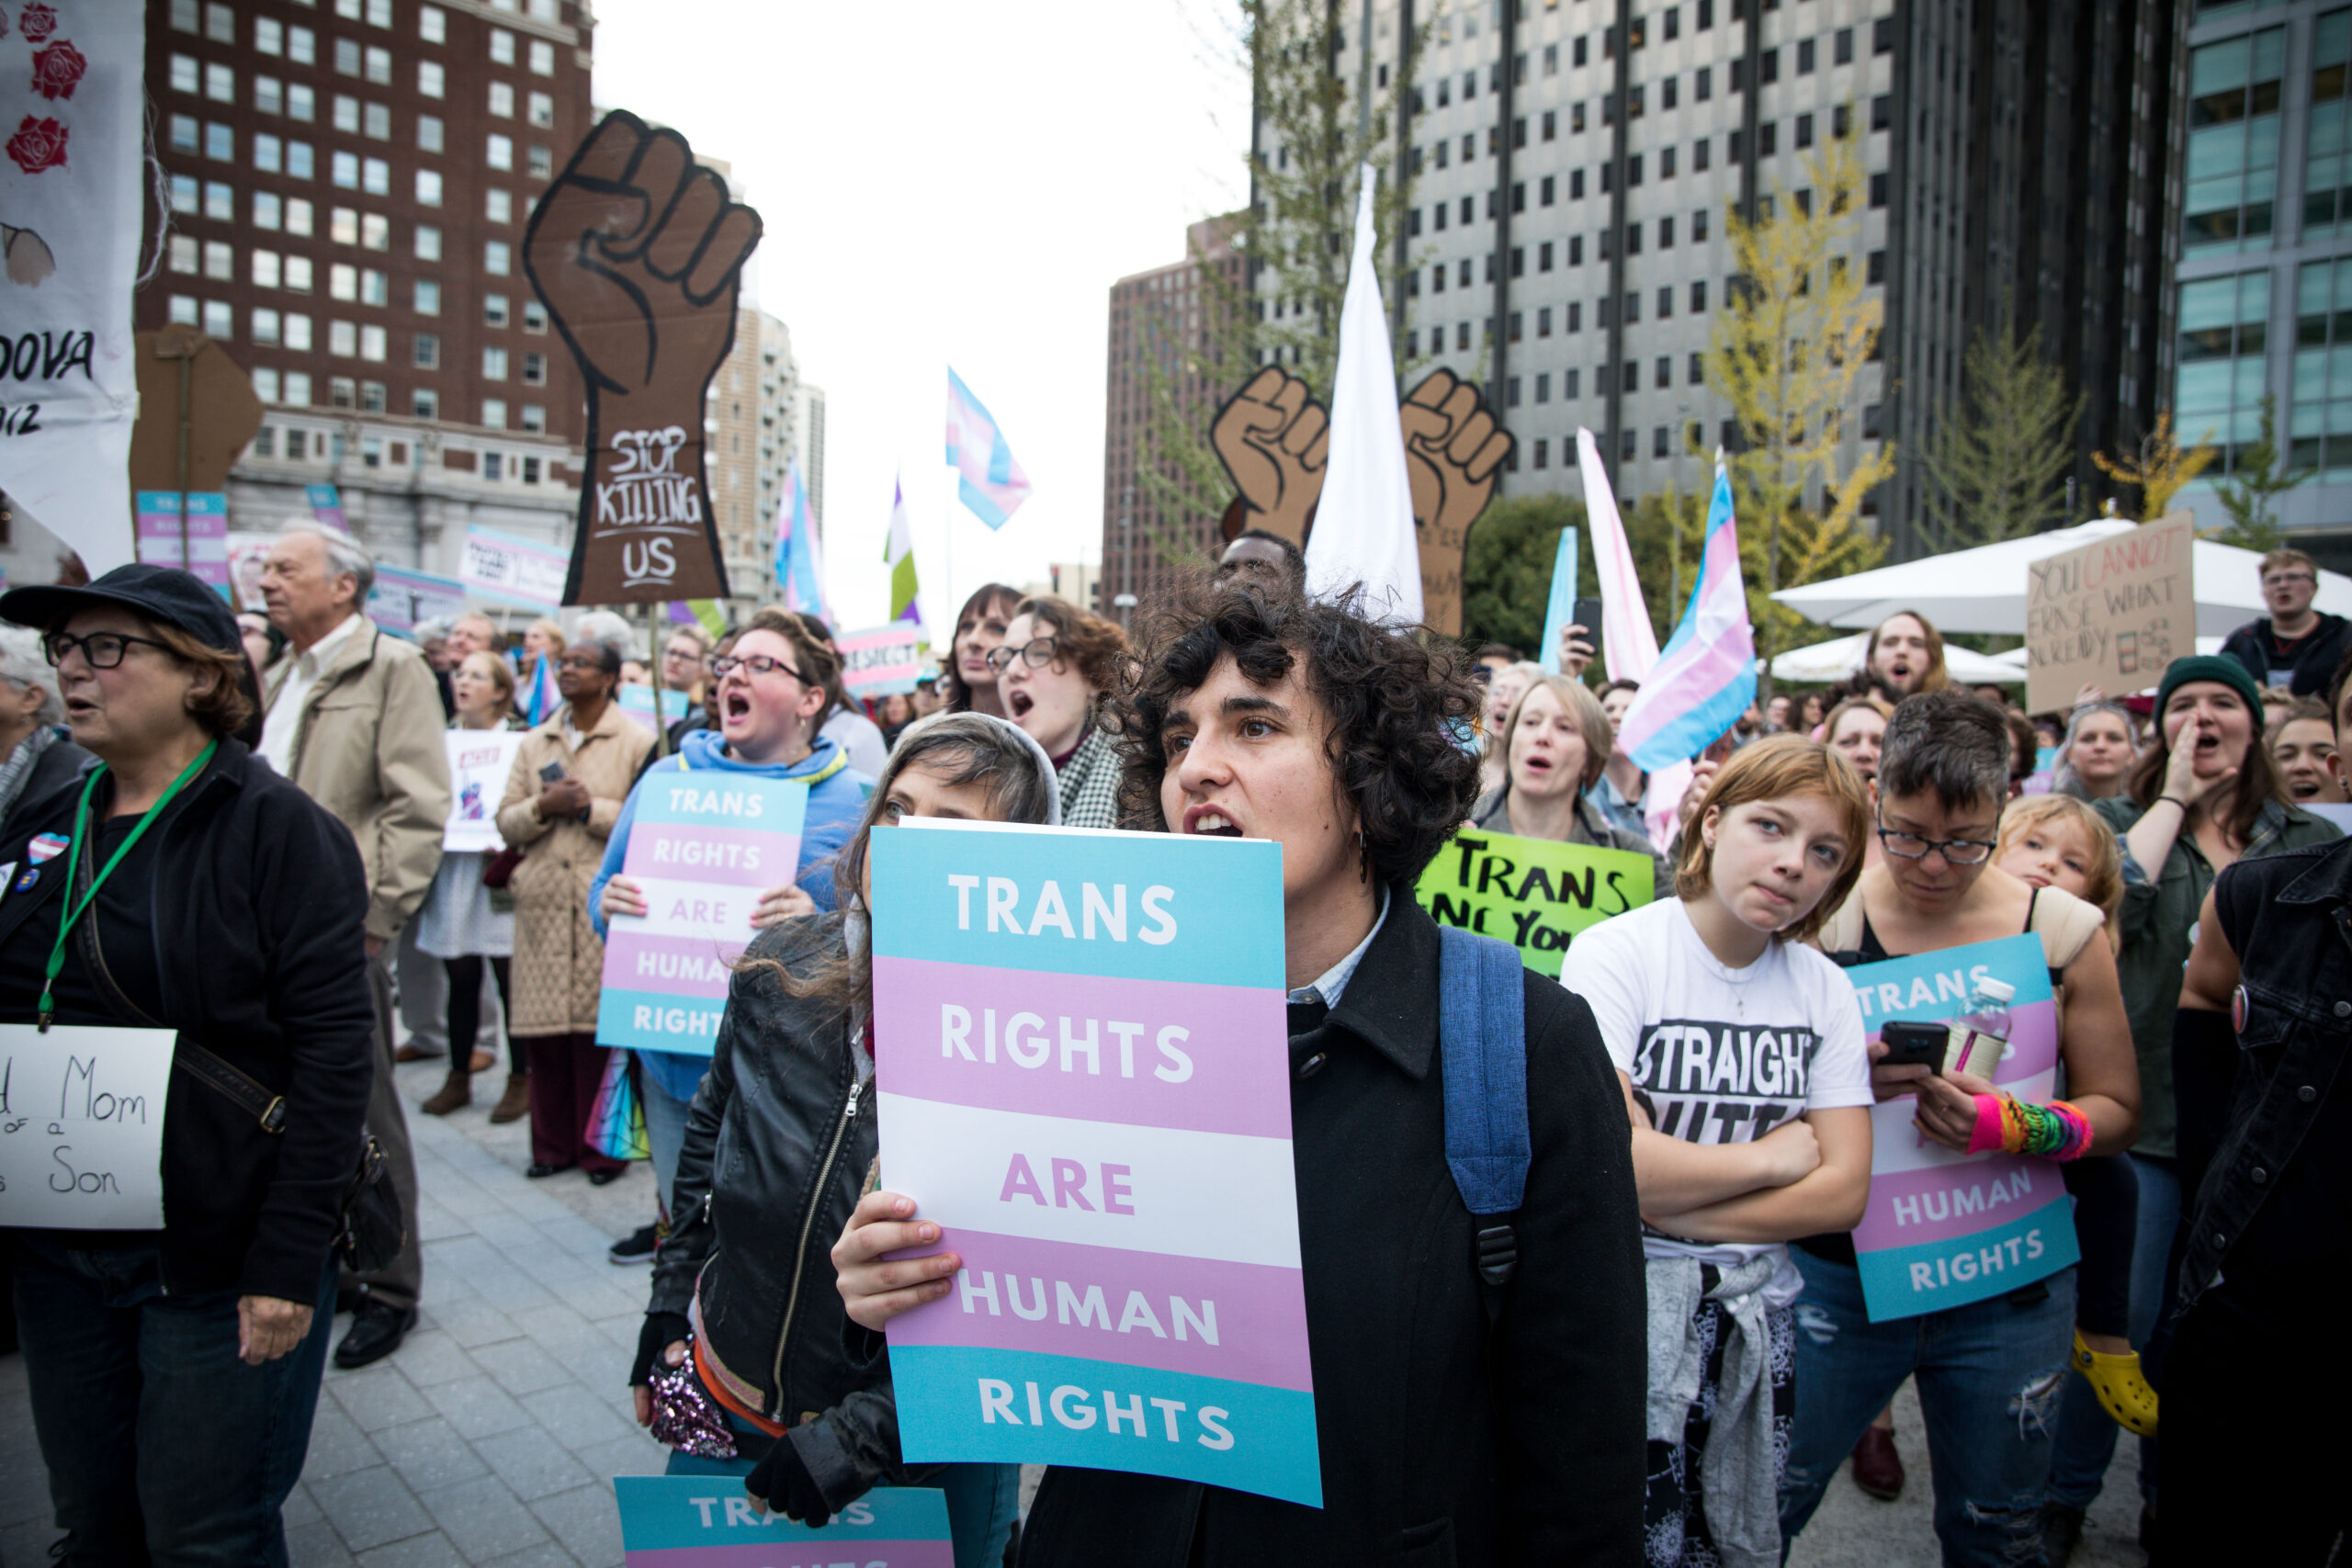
top-left (2074, 1329), bottom-right (2159, 1437)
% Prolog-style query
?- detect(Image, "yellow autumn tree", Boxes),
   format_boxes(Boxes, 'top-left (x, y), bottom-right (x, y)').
top-left (1702, 116), bottom-right (1896, 697)
top-left (2093, 411), bottom-right (2221, 522)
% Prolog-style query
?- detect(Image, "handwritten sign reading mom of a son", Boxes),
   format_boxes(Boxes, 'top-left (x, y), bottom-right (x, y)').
top-left (595, 775), bottom-right (808, 1056)
top-left (0, 1024), bottom-right (176, 1230)
top-left (2024, 515), bottom-right (2194, 713)
top-left (868, 821), bottom-right (1320, 1507)
top-left (1415, 827), bottom-right (1654, 976)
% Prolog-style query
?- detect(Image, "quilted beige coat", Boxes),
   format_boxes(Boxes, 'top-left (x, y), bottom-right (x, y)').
top-left (492, 704), bottom-right (653, 1036)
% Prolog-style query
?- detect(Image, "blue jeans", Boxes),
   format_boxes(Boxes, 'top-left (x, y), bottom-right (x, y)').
top-left (1781, 1251), bottom-right (2076, 1568)
top-left (2046, 1151), bottom-right (2179, 1513)
top-left (664, 1412), bottom-right (1017, 1568)
top-left (8, 1235), bottom-right (338, 1567)
top-left (638, 1052), bottom-right (701, 1217)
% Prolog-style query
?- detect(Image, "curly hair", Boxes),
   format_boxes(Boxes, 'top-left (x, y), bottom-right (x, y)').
top-left (1109, 570), bottom-right (1483, 887)
top-left (1012, 594), bottom-right (1127, 695)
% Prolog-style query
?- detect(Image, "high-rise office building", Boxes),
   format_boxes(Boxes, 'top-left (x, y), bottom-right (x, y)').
top-left (1284, 0), bottom-right (2183, 558)
top-left (793, 380), bottom-right (827, 542)
top-left (138, 0), bottom-right (594, 581)
top-left (706, 306), bottom-right (806, 612)
top-left (2176, 0), bottom-right (2352, 553)
top-left (1102, 215), bottom-right (1247, 622)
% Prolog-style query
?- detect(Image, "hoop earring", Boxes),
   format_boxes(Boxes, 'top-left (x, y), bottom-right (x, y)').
top-left (1358, 829), bottom-right (1370, 884)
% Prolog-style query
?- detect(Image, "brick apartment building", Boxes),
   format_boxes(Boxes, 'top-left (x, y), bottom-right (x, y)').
top-left (138, 0), bottom-right (596, 585)
top-left (1101, 214), bottom-right (1248, 626)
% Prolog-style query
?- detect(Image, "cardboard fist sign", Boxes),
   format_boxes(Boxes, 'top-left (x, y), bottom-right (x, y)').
top-left (1208, 366), bottom-right (1510, 637)
top-left (525, 110), bottom-right (761, 605)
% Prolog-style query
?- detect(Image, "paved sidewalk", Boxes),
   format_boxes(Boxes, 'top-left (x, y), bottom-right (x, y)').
top-left (2, 1051), bottom-right (2151, 1567)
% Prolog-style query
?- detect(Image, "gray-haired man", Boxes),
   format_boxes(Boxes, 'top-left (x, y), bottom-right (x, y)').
top-left (260, 525), bottom-right (450, 1369)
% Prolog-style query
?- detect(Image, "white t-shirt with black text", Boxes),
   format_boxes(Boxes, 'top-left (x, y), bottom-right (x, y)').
top-left (1562, 897), bottom-right (1871, 1303)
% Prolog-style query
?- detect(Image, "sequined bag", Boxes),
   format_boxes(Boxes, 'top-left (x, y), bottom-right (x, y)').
top-left (645, 1337), bottom-right (739, 1461)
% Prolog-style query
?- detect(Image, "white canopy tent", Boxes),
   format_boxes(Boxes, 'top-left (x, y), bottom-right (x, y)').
top-left (1770, 632), bottom-right (2024, 684)
top-left (1770, 518), bottom-right (2352, 637)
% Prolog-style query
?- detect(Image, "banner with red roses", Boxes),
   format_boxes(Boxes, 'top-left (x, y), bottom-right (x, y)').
top-left (0, 0), bottom-right (144, 574)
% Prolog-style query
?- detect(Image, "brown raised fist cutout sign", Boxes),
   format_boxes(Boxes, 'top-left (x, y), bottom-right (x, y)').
top-left (526, 110), bottom-right (762, 606)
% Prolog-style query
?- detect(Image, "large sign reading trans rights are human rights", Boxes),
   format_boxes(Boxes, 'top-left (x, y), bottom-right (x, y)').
top-left (867, 820), bottom-right (1322, 1506)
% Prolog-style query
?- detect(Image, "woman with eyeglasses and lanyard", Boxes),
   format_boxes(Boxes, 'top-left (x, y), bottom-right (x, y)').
top-left (1777, 691), bottom-right (2141, 1568)
top-left (0, 566), bottom-right (374, 1564)
top-left (594, 608), bottom-right (875, 1224)
top-left (991, 593), bottom-right (1128, 830)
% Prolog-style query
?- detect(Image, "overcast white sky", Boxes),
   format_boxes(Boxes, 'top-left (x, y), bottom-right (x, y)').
top-left (590, 0), bottom-right (1253, 630)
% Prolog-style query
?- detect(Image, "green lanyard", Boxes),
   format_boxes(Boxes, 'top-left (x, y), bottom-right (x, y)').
top-left (38, 740), bottom-right (217, 1032)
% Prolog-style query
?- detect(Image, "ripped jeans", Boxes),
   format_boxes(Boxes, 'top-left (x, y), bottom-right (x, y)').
top-left (1780, 1252), bottom-right (2076, 1568)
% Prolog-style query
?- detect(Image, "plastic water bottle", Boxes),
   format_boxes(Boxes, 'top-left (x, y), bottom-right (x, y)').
top-left (1947, 976), bottom-right (2016, 1076)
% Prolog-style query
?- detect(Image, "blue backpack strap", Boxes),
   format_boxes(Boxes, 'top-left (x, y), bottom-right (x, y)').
top-left (1437, 924), bottom-right (1532, 1292)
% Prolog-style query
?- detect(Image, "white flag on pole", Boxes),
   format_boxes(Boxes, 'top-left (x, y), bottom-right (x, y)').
top-left (1304, 165), bottom-right (1420, 625)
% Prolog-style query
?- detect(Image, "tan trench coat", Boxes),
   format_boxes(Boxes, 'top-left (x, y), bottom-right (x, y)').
top-left (266, 618), bottom-right (451, 942)
top-left (492, 704), bottom-right (653, 1037)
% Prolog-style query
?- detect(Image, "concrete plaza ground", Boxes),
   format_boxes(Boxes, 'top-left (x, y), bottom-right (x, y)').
top-left (1, 1051), bottom-right (2149, 1566)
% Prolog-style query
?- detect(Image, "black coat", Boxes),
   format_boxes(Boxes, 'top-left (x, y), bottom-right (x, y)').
top-left (1013, 894), bottom-right (1647, 1568)
top-left (0, 739), bottom-right (375, 1301)
top-left (651, 914), bottom-right (910, 1501)
top-left (2219, 613), bottom-right (2352, 697)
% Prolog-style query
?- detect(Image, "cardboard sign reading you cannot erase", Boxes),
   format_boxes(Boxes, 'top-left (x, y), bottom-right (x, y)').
top-left (613, 1479), bottom-right (950, 1567)
top-left (2024, 515), bottom-right (2194, 713)
top-left (868, 819), bottom-right (1322, 1507)
top-left (1415, 827), bottom-right (1655, 977)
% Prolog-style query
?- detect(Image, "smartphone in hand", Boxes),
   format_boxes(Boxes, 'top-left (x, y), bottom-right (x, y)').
top-left (538, 761), bottom-right (570, 784)
top-left (1878, 1021), bottom-right (1951, 1073)
top-left (1572, 597), bottom-right (1603, 649)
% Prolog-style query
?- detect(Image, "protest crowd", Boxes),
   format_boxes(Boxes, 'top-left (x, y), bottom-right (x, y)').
top-left (2, 522), bottom-right (2347, 1568)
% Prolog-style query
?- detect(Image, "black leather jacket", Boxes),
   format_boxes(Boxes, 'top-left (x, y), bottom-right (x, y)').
top-left (648, 912), bottom-right (908, 1503)
top-left (2180, 840), bottom-right (2352, 1317)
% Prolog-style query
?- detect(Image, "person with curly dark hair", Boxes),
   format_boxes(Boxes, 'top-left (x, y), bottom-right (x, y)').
top-left (989, 593), bottom-right (1127, 829)
top-left (831, 570), bottom-right (1647, 1566)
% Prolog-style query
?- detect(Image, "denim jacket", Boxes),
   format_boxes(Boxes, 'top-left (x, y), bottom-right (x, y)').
top-left (2093, 795), bottom-right (2339, 1157)
top-left (2177, 841), bottom-right (2352, 1316)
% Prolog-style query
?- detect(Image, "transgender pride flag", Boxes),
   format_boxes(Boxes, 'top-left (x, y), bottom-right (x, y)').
top-left (1616, 459), bottom-right (1758, 773)
top-left (944, 369), bottom-right (1034, 528)
top-left (774, 459), bottom-right (830, 620)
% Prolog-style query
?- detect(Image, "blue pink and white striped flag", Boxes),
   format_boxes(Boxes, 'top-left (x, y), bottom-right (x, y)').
top-left (774, 459), bottom-right (830, 619)
top-left (1616, 460), bottom-right (1757, 773)
top-left (944, 369), bottom-right (1033, 529)
top-left (523, 649), bottom-right (560, 727)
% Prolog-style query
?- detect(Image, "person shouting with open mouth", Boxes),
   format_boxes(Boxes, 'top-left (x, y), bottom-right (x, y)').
top-left (989, 593), bottom-right (1128, 830)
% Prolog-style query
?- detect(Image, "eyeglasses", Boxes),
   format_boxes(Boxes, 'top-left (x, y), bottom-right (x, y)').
top-left (710, 653), bottom-right (807, 682)
top-left (1875, 813), bottom-right (1997, 865)
top-left (2263, 572), bottom-right (2316, 587)
top-left (984, 637), bottom-right (1061, 675)
top-left (44, 631), bottom-right (175, 670)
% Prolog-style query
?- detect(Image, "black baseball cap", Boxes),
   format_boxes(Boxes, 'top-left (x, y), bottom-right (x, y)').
top-left (0, 562), bottom-right (245, 655)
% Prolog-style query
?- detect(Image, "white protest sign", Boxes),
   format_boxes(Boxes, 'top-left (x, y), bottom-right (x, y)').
top-left (0, 0), bottom-right (147, 574)
top-left (460, 526), bottom-right (568, 609)
top-left (0, 1023), bottom-right (175, 1229)
top-left (444, 729), bottom-right (526, 852)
